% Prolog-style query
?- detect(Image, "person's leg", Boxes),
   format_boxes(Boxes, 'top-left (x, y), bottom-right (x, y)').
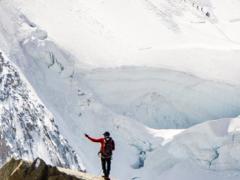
top-left (106, 158), bottom-right (111, 177)
top-left (101, 158), bottom-right (107, 177)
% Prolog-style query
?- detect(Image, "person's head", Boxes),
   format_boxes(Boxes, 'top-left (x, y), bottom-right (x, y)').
top-left (103, 131), bottom-right (110, 138)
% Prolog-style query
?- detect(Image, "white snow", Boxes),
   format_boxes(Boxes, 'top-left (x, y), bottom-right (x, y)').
top-left (9, 0), bottom-right (240, 84)
top-left (148, 128), bottom-right (185, 145)
top-left (1, 0), bottom-right (240, 180)
top-left (139, 116), bottom-right (240, 179)
top-left (0, 51), bottom-right (84, 170)
top-left (80, 67), bottom-right (240, 128)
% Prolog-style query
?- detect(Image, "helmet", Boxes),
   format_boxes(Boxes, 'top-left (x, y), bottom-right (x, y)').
top-left (103, 131), bottom-right (110, 137)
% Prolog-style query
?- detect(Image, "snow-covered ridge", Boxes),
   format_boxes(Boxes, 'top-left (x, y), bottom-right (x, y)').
top-left (0, 51), bottom-right (84, 170)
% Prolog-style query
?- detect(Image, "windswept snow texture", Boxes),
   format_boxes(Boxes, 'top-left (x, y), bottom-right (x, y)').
top-left (0, 52), bottom-right (84, 170)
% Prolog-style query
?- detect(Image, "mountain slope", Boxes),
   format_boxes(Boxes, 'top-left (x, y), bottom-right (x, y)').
top-left (9, 0), bottom-right (240, 84)
top-left (0, 51), bottom-right (84, 170)
top-left (1, 0), bottom-right (240, 180)
top-left (0, 4), bottom-right (159, 179)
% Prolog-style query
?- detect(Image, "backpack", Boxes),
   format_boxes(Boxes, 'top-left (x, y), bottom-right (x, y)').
top-left (103, 138), bottom-right (114, 158)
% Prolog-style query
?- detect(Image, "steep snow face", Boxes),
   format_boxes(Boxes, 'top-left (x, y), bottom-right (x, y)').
top-left (82, 67), bottom-right (240, 128)
top-left (0, 52), bottom-right (84, 170)
top-left (141, 116), bottom-right (240, 179)
top-left (11, 0), bottom-right (240, 84)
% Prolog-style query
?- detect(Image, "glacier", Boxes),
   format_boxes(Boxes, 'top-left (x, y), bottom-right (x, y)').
top-left (0, 0), bottom-right (240, 179)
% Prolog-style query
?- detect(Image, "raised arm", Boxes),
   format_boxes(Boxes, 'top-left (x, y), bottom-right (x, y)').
top-left (85, 134), bottom-right (103, 143)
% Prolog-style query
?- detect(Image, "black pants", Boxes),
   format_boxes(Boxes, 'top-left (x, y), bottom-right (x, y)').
top-left (101, 157), bottom-right (111, 177)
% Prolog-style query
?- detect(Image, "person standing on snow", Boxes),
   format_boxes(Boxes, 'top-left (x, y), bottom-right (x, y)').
top-left (85, 131), bottom-right (115, 179)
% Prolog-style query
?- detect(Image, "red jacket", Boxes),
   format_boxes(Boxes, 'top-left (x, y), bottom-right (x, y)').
top-left (86, 136), bottom-right (115, 154)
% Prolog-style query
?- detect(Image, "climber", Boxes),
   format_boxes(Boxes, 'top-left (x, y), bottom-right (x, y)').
top-left (85, 131), bottom-right (115, 179)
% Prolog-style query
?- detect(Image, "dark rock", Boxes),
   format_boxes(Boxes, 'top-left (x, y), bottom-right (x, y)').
top-left (0, 158), bottom-right (84, 180)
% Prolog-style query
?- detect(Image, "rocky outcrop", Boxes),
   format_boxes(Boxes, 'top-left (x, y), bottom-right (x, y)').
top-left (0, 158), bottom-right (103, 180)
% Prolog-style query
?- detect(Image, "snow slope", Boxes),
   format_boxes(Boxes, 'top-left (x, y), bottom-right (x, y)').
top-left (10, 0), bottom-right (240, 84)
top-left (1, 0), bottom-right (240, 180)
top-left (0, 3), bottom-right (161, 179)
